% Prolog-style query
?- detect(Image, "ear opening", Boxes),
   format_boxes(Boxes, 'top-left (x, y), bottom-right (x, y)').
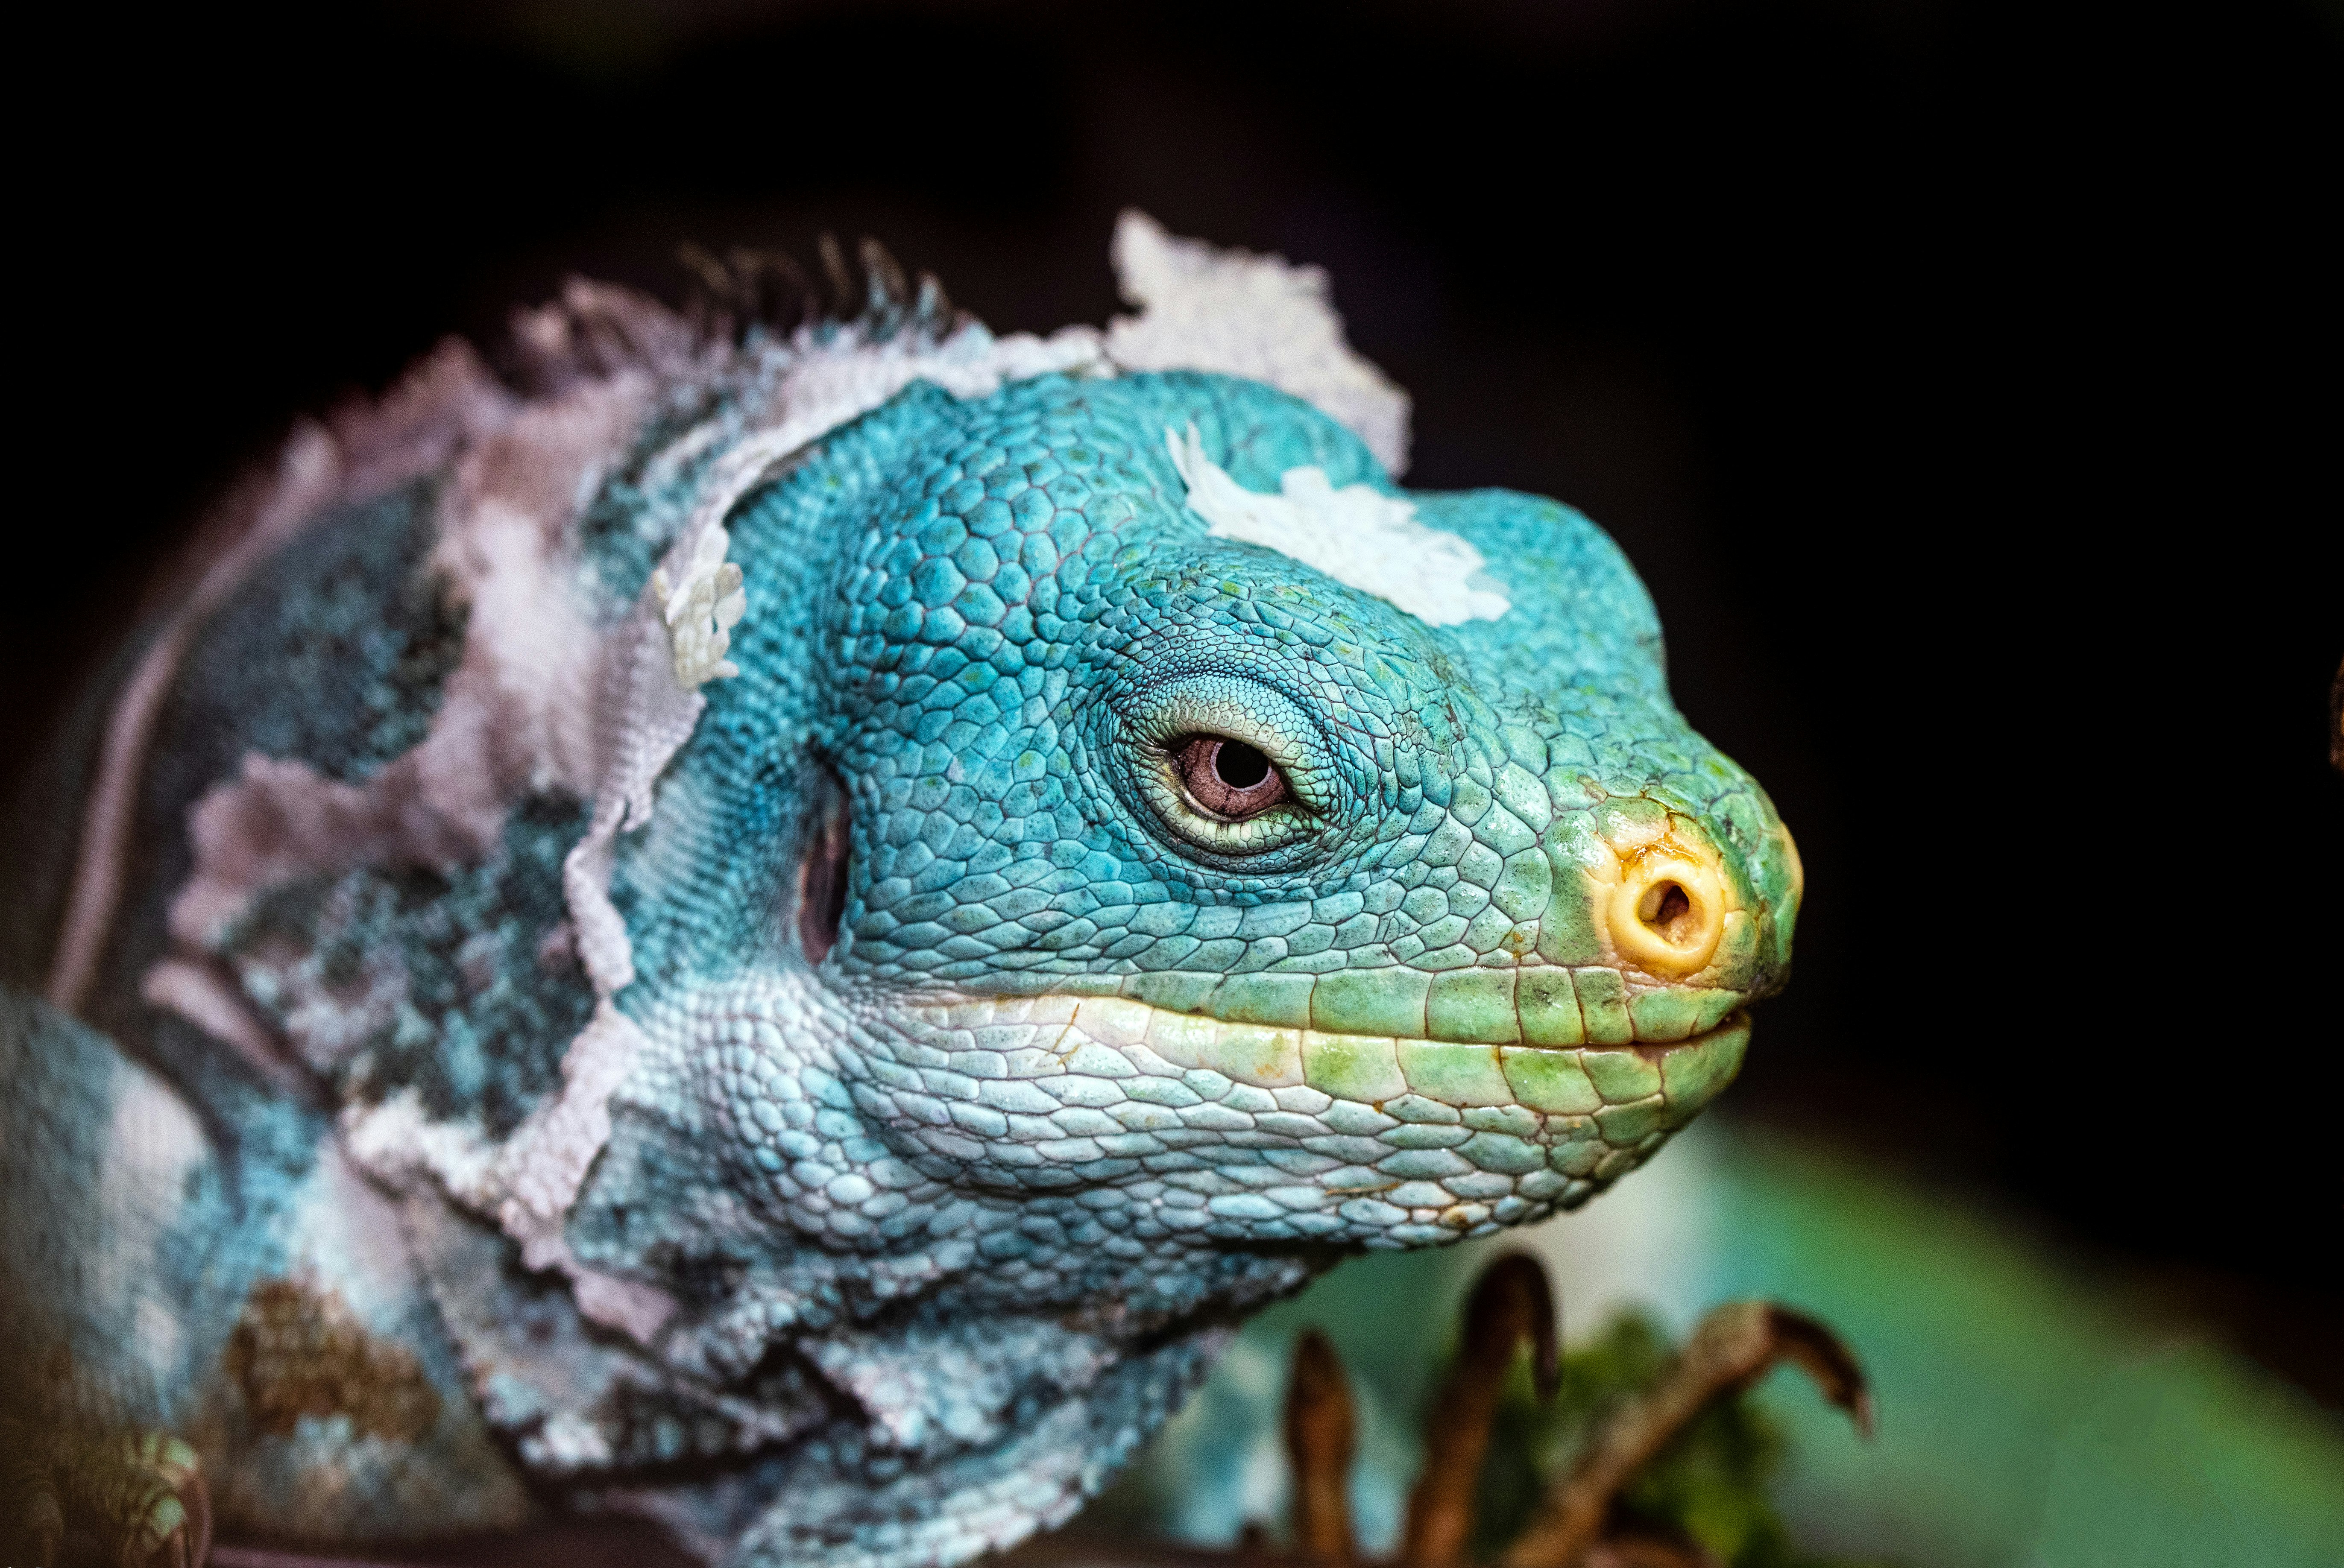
top-left (797, 770), bottom-right (851, 968)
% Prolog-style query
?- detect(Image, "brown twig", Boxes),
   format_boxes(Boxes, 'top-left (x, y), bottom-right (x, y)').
top-left (1284, 1329), bottom-right (1357, 1565)
top-left (1499, 1302), bottom-right (1871, 1568)
top-left (2328, 655), bottom-right (2342, 775)
top-left (1577, 1529), bottom-right (1720, 1568)
top-left (1400, 1254), bottom-right (1560, 1568)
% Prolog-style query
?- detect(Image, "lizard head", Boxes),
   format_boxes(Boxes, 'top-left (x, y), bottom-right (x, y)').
top-left (60, 225), bottom-right (1799, 1563)
top-left (639, 366), bottom-right (1799, 1255)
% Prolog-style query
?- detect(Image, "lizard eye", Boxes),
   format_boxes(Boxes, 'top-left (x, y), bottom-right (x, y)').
top-left (1117, 674), bottom-right (1329, 862)
top-left (1171, 735), bottom-right (1289, 820)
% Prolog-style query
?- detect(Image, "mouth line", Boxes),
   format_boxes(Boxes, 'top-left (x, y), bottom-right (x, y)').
top-left (897, 990), bottom-right (1753, 1115)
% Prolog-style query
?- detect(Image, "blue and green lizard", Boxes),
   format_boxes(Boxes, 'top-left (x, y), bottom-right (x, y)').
top-left (0, 214), bottom-right (1799, 1568)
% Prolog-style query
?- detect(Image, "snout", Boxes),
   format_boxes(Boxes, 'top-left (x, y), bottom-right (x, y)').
top-left (1544, 797), bottom-right (1798, 1009)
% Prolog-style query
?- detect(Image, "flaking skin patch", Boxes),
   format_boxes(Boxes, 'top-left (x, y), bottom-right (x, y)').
top-left (1166, 424), bottom-right (1510, 627)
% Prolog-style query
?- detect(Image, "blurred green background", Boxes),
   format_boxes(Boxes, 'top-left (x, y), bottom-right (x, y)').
top-left (1086, 1119), bottom-right (2344, 1565)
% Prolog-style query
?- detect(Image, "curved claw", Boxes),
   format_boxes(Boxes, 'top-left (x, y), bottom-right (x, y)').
top-left (154, 1462), bottom-right (211, 1568)
top-left (34, 1426), bottom-right (213, 1568)
top-left (130, 1440), bottom-right (210, 1568)
top-left (111, 1473), bottom-right (184, 1568)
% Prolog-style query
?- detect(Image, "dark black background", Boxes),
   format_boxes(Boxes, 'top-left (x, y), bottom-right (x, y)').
top-left (10, 1), bottom-right (2340, 1398)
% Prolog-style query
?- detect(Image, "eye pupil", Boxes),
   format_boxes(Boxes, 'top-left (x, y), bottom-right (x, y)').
top-left (1213, 740), bottom-right (1270, 789)
top-left (1173, 734), bottom-right (1289, 819)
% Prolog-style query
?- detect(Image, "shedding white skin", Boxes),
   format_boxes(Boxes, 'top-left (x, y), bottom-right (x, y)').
top-left (649, 529), bottom-right (747, 689)
top-left (117, 214), bottom-right (1434, 1366)
top-left (558, 308), bottom-right (1107, 998)
top-left (1108, 210), bottom-right (1411, 475)
top-left (48, 340), bottom-right (517, 1015)
top-left (1165, 424), bottom-right (1509, 627)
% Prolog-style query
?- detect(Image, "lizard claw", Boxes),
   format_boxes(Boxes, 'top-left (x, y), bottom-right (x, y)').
top-left (109, 1430), bottom-right (210, 1568)
top-left (1, 1407), bottom-right (210, 1568)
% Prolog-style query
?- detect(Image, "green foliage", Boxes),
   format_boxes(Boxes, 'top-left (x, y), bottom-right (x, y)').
top-left (1466, 1311), bottom-right (1888, 1568)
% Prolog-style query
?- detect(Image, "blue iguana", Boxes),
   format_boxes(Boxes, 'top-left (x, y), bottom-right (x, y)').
top-left (0, 213), bottom-right (1799, 1568)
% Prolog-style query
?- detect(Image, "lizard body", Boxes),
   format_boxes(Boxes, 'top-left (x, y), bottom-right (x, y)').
top-left (0, 215), bottom-right (1799, 1567)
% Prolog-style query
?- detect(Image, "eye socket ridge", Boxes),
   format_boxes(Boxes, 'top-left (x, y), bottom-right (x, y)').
top-left (1171, 734), bottom-right (1289, 820)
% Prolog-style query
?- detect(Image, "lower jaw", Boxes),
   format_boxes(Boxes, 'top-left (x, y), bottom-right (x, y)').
top-left (893, 991), bottom-right (1752, 1123)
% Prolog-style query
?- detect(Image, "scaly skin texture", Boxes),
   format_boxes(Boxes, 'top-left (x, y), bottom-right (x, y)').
top-left (0, 220), bottom-right (1796, 1568)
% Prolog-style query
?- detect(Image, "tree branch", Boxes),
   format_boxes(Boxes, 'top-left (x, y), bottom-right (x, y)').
top-left (1499, 1302), bottom-right (1870, 1568)
top-left (1400, 1254), bottom-right (1559, 1568)
top-left (1286, 1329), bottom-right (1358, 1565)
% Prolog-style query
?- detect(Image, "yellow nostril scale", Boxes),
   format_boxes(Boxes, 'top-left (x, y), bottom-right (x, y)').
top-left (1607, 849), bottom-right (1726, 977)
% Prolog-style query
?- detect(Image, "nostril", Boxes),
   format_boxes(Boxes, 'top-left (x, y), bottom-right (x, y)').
top-left (1641, 880), bottom-right (1694, 942)
top-left (1607, 854), bottom-right (1726, 977)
